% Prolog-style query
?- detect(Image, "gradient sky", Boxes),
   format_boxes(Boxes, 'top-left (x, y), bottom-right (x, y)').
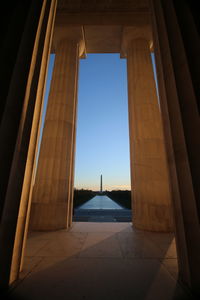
top-left (75, 54), bottom-right (130, 191)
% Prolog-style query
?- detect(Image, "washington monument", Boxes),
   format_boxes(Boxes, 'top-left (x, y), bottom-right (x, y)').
top-left (100, 174), bottom-right (103, 193)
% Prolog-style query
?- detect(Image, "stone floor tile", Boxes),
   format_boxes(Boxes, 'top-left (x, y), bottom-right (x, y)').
top-left (71, 222), bottom-right (133, 233)
top-left (9, 223), bottom-right (192, 300)
top-left (160, 258), bottom-right (179, 280)
top-left (117, 231), bottom-right (164, 258)
top-left (34, 232), bottom-right (87, 258)
top-left (79, 232), bottom-right (122, 258)
top-left (12, 258), bottom-right (189, 300)
top-left (24, 239), bottom-right (50, 256)
top-left (144, 232), bottom-right (177, 258)
top-left (19, 256), bottom-right (44, 279)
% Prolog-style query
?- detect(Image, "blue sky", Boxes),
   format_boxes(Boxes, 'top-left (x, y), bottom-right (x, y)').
top-left (41, 53), bottom-right (130, 191)
top-left (75, 54), bottom-right (130, 191)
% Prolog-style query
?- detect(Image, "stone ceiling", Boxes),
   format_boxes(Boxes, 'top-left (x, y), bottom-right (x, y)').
top-left (57, 0), bottom-right (149, 13)
top-left (52, 0), bottom-right (151, 56)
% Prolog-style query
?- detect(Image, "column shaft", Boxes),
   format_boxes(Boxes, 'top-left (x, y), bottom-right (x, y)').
top-left (0, 0), bottom-right (55, 287)
top-left (150, 0), bottom-right (200, 294)
top-left (68, 69), bottom-right (78, 227)
top-left (127, 38), bottom-right (173, 231)
top-left (30, 39), bottom-right (79, 230)
top-left (13, 0), bottom-right (57, 281)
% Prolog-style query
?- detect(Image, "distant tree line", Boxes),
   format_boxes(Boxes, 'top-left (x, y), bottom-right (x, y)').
top-left (105, 190), bottom-right (131, 209)
top-left (73, 188), bottom-right (132, 210)
top-left (73, 189), bottom-right (96, 208)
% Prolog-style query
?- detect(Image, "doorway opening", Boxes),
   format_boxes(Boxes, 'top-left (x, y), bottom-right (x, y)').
top-left (73, 53), bottom-right (131, 222)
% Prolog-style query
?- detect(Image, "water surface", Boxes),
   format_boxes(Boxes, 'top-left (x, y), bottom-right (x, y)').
top-left (79, 195), bottom-right (123, 210)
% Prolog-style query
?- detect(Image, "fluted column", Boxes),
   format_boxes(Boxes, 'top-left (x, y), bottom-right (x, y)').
top-left (0, 0), bottom-right (57, 287)
top-left (67, 79), bottom-right (78, 227)
top-left (150, 0), bottom-right (200, 294)
top-left (29, 38), bottom-right (79, 230)
top-left (127, 38), bottom-right (173, 231)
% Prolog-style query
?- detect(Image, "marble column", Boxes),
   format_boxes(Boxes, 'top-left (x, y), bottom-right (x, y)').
top-left (127, 38), bottom-right (173, 232)
top-left (67, 81), bottom-right (78, 228)
top-left (0, 0), bottom-right (56, 288)
top-left (29, 38), bottom-right (79, 230)
top-left (150, 0), bottom-right (200, 294)
top-left (11, 0), bottom-right (57, 282)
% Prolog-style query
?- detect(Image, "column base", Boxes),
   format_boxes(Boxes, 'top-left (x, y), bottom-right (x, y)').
top-left (29, 202), bottom-right (69, 231)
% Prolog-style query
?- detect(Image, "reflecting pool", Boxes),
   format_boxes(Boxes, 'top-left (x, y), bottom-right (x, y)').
top-left (78, 195), bottom-right (123, 210)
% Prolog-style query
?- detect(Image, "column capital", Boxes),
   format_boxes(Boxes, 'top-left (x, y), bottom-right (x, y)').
top-left (120, 26), bottom-right (153, 58)
top-left (52, 25), bottom-right (86, 58)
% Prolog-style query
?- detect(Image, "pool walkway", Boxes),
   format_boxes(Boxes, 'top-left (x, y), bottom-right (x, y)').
top-left (8, 222), bottom-right (194, 300)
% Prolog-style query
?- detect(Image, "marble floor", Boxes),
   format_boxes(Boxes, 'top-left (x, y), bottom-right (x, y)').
top-left (9, 222), bottom-right (194, 300)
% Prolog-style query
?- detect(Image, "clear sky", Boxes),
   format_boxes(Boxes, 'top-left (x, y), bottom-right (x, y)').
top-left (75, 54), bottom-right (130, 191)
top-left (38, 52), bottom-right (158, 191)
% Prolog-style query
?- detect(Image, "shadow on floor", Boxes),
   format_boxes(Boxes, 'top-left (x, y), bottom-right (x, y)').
top-left (4, 223), bottom-right (197, 300)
